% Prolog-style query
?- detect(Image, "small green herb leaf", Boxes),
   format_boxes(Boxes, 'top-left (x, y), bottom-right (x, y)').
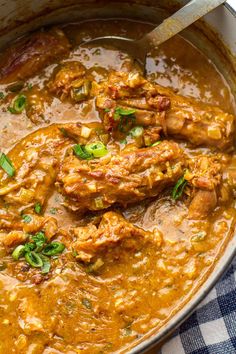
top-left (34, 202), bottom-right (42, 214)
top-left (24, 242), bottom-right (35, 253)
top-left (31, 231), bottom-right (47, 252)
top-left (21, 214), bottom-right (32, 223)
top-left (172, 176), bottom-right (187, 200)
top-left (0, 92), bottom-right (4, 99)
top-left (0, 153), bottom-right (15, 177)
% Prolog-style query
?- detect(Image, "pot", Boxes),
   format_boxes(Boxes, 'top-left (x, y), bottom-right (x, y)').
top-left (0, 1), bottom-right (235, 353)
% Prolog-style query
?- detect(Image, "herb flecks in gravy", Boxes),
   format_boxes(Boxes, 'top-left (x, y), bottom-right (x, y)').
top-left (0, 19), bottom-right (236, 354)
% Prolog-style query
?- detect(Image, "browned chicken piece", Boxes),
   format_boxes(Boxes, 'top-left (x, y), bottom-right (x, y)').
top-left (72, 211), bottom-right (162, 262)
top-left (188, 189), bottom-right (217, 220)
top-left (0, 28), bottom-right (70, 84)
top-left (185, 155), bottom-right (222, 219)
top-left (185, 156), bottom-right (221, 191)
top-left (93, 71), bottom-right (234, 150)
top-left (0, 215), bottom-right (58, 247)
top-left (58, 122), bottom-right (110, 146)
top-left (57, 140), bottom-right (184, 213)
top-left (0, 125), bottom-right (69, 209)
top-left (47, 61), bottom-right (90, 101)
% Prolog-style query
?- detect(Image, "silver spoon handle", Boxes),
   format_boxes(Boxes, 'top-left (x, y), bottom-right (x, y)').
top-left (138, 0), bottom-right (226, 48)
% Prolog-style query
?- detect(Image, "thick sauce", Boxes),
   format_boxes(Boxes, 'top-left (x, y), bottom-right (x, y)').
top-left (0, 19), bottom-right (235, 354)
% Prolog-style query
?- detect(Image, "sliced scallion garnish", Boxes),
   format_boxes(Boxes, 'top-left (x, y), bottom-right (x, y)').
top-left (34, 202), bottom-right (42, 214)
top-left (0, 153), bottom-right (15, 177)
top-left (85, 141), bottom-right (108, 158)
top-left (152, 141), bottom-right (161, 147)
top-left (25, 251), bottom-right (43, 268)
top-left (21, 214), bottom-right (32, 224)
top-left (172, 176), bottom-right (187, 200)
top-left (73, 144), bottom-right (93, 160)
top-left (42, 242), bottom-right (65, 256)
top-left (12, 245), bottom-right (25, 261)
top-left (8, 94), bottom-right (26, 114)
top-left (40, 254), bottom-right (51, 274)
top-left (114, 107), bottom-right (136, 120)
top-left (130, 126), bottom-right (144, 138)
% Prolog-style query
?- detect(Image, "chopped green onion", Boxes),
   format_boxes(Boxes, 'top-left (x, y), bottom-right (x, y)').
top-left (0, 92), bottom-right (4, 99)
top-left (21, 214), bottom-right (32, 223)
top-left (114, 107), bottom-right (136, 132)
top-left (71, 80), bottom-right (91, 102)
top-left (85, 142), bottom-right (108, 158)
top-left (152, 141), bottom-right (161, 146)
top-left (34, 202), bottom-right (42, 214)
top-left (114, 107), bottom-right (136, 118)
top-left (27, 83), bottom-right (33, 90)
top-left (0, 153), bottom-right (15, 177)
top-left (172, 176), bottom-right (187, 200)
top-left (31, 231), bottom-right (47, 252)
top-left (42, 242), bottom-right (65, 256)
top-left (25, 251), bottom-right (43, 268)
top-left (73, 144), bottom-right (93, 160)
top-left (81, 298), bottom-right (92, 309)
top-left (104, 108), bottom-right (110, 113)
top-left (24, 242), bottom-right (35, 253)
top-left (40, 254), bottom-right (51, 274)
top-left (130, 126), bottom-right (144, 138)
top-left (8, 94), bottom-right (26, 114)
top-left (12, 245), bottom-right (25, 260)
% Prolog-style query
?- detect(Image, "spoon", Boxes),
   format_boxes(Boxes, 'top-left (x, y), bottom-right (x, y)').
top-left (82, 0), bottom-right (226, 71)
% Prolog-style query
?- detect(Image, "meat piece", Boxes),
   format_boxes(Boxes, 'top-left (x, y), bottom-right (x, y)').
top-left (72, 211), bottom-right (162, 262)
top-left (0, 215), bottom-right (58, 248)
top-left (188, 189), bottom-right (217, 219)
top-left (0, 125), bottom-right (69, 209)
top-left (57, 140), bottom-right (184, 212)
top-left (93, 71), bottom-right (234, 150)
top-left (47, 61), bottom-right (87, 100)
top-left (185, 155), bottom-right (221, 190)
top-left (0, 28), bottom-right (70, 84)
top-left (1, 230), bottom-right (27, 248)
top-left (185, 155), bottom-right (223, 219)
top-left (162, 86), bottom-right (234, 150)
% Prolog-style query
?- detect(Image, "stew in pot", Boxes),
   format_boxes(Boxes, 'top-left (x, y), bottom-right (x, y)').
top-left (0, 19), bottom-right (235, 354)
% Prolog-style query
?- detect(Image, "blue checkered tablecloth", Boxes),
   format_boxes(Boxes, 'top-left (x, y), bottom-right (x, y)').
top-left (160, 257), bottom-right (236, 354)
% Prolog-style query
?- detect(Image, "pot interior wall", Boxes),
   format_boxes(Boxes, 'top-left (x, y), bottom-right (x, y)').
top-left (0, 1), bottom-right (235, 97)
